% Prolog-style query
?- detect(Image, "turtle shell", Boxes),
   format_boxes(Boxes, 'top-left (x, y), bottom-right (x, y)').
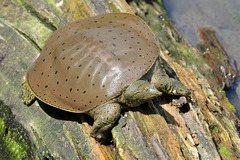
top-left (26, 13), bottom-right (159, 113)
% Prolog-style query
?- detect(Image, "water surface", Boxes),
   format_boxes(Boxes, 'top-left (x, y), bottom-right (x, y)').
top-left (163, 0), bottom-right (240, 117)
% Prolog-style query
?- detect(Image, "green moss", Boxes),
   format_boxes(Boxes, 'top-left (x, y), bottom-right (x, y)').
top-left (216, 52), bottom-right (223, 59)
top-left (220, 93), bottom-right (236, 112)
top-left (0, 101), bottom-right (34, 159)
top-left (219, 146), bottom-right (233, 157)
top-left (217, 88), bottom-right (236, 112)
top-left (218, 88), bottom-right (226, 96)
top-left (213, 126), bottom-right (219, 133)
top-left (228, 103), bottom-right (236, 112)
top-left (157, 0), bottom-right (163, 5)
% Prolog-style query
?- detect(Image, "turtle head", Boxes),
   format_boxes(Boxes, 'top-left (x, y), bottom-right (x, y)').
top-left (121, 80), bottom-right (162, 107)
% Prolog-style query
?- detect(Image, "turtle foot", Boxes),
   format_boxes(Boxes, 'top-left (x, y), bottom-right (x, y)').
top-left (90, 123), bottom-right (112, 143)
top-left (88, 103), bottom-right (121, 143)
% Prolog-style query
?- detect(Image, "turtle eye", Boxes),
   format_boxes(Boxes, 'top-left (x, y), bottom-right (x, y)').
top-left (144, 88), bottom-right (149, 92)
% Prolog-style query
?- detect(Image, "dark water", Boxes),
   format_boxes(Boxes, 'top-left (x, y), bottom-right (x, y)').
top-left (163, 0), bottom-right (240, 118)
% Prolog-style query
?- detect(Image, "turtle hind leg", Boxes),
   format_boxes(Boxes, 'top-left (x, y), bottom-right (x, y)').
top-left (88, 103), bottom-right (121, 143)
top-left (21, 80), bottom-right (36, 106)
top-left (151, 60), bottom-right (190, 96)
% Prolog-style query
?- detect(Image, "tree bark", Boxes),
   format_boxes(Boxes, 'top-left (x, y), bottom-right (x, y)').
top-left (0, 0), bottom-right (239, 159)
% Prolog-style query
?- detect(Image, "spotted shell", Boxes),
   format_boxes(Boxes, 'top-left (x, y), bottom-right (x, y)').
top-left (26, 13), bottom-right (159, 113)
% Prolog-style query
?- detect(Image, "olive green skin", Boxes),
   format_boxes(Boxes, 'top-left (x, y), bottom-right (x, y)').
top-left (21, 13), bottom-right (190, 143)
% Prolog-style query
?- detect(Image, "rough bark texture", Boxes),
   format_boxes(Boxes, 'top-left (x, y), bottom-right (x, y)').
top-left (0, 0), bottom-right (239, 159)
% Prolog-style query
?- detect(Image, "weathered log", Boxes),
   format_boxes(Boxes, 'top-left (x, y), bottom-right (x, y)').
top-left (0, 0), bottom-right (239, 159)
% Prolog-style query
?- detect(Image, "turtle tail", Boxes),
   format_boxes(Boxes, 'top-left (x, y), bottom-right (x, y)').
top-left (21, 80), bottom-right (36, 106)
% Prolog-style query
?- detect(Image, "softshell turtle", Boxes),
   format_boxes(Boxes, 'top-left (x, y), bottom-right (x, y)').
top-left (22, 13), bottom-right (190, 142)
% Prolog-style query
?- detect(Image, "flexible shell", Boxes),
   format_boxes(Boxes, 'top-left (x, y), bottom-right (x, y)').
top-left (26, 13), bottom-right (159, 112)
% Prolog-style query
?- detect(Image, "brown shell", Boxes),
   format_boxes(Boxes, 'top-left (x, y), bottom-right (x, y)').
top-left (26, 13), bottom-right (159, 113)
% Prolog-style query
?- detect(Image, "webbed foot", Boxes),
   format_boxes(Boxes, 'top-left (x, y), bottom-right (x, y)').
top-left (153, 77), bottom-right (190, 96)
top-left (151, 60), bottom-right (190, 96)
top-left (88, 103), bottom-right (121, 143)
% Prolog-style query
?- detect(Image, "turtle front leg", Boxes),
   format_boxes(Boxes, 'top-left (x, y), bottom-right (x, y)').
top-left (21, 80), bottom-right (36, 106)
top-left (151, 60), bottom-right (190, 96)
top-left (88, 103), bottom-right (121, 143)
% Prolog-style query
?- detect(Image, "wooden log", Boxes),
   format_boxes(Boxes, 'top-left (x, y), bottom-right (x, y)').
top-left (0, 0), bottom-right (239, 159)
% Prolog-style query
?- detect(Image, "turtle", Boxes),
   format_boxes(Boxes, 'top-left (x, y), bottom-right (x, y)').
top-left (21, 13), bottom-right (190, 142)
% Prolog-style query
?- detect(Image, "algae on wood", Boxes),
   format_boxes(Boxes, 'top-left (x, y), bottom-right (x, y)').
top-left (0, 0), bottom-right (239, 159)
